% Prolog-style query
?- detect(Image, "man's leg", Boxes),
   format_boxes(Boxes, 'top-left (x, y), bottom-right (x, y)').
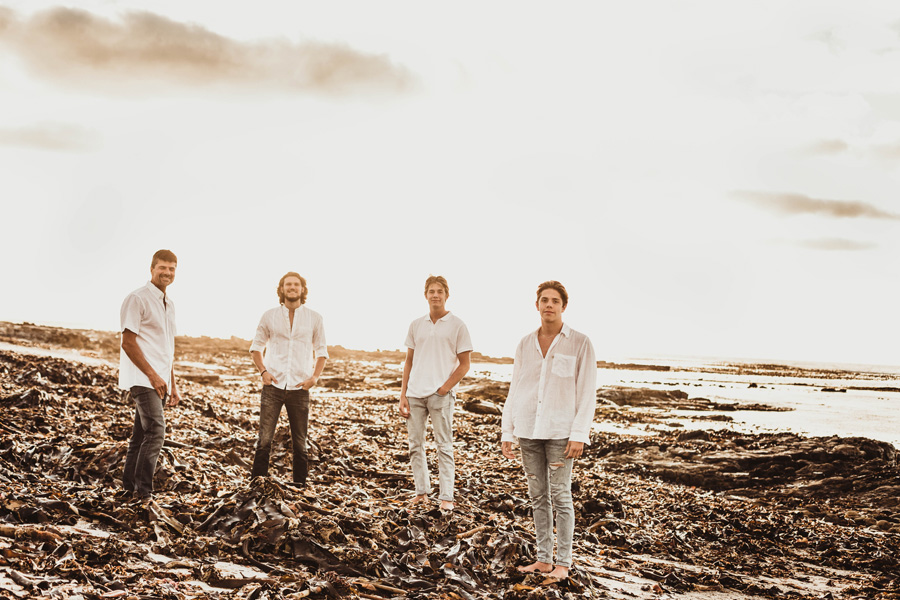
top-left (129, 386), bottom-right (166, 499)
top-left (546, 438), bottom-right (575, 576)
top-left (121, 391), bottom-right (141, 493)
top-left (406, 396), bottom-right (430, 501)
top-left (251, 386), bottom-right (282, 478)
top-left (429, 392), bottom-right (455, 509)
top-left (518, 438), bottom-right (554, 572)
top-left (284, 389), bottom-right (310, 484)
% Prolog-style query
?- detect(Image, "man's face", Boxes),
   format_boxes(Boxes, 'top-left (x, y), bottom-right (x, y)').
top-left (536, 288), bottom-right (566, 323)
top-left (150, 260), bottom-right (177, 289)
top-left (281, 276), bottom-right (304, 302)
top-left (425, 283), bottom-right (448, 311)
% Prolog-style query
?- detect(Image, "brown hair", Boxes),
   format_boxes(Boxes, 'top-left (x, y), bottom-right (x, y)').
top-left (151, 249), bottom-right (177, 268)
top-left (424, 275), bottom-right (449, 296)
top-left (536, 280), bottom-right (568, 307)
top-left (277, 272), bottom-right (308, 305)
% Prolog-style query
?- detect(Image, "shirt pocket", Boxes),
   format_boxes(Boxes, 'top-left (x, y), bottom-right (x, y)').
top-left (551, 353), bottom-right (576, 378)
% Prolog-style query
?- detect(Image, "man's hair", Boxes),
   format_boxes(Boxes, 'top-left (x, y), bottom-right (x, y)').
top-left (151, 249), bottom-right (177, 268)
top-left (536, 280), bottom-right (568, 307)
top-left (424, 275), bottom-right (449, 296)
top-left (278, 272), bottom-right (308, 305)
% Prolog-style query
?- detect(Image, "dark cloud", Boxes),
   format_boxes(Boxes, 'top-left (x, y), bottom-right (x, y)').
top-left (795, 238), bottom-right (876, 251)
top-left (733, 191), bottom-right (899, 220)
top-left (0, 122), bottom-right (98, 151)
top-left (802, 139), bottom-right (848, 156)
top-left (0, 7), bottom-right (414, 94)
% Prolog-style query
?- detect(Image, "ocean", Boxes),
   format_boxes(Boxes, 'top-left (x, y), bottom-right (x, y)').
top-left (469, 357), bottom-right (900, 450)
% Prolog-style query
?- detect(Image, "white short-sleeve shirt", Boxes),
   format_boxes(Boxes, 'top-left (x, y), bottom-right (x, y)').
top-left (405, 312), bottom-right (473, 398)
top-left (118, 282), bottom-right (177, 391)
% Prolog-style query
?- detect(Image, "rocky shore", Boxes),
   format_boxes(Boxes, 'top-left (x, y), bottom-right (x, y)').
top-left (0, 323), bottom-right (898, 599)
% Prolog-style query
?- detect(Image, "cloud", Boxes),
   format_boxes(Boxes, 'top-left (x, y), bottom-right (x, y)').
top-left (0, 7), bottom-right (413, 94)
top-left (732, 191), bottom-right (900, 220)
top-left (0, 122), bottom-right (98, 151)
top-left (794, 238), bottom-right (877, 251)
top-left (871, 143), bottom-right (900, 159)
top-left (801, 139), bottom-right (849, 156)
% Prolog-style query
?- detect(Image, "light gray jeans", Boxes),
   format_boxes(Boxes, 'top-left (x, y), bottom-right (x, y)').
top-left (518, 437), bottom-right (575, 568)
top-left (406, 392), bottom-right (455, 501)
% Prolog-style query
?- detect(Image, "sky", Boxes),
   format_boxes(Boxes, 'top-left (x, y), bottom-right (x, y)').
top-left (1, 1), bottom-right (899, 366)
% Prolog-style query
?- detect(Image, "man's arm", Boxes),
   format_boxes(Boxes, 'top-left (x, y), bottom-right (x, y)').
top-left (168, 366), bottom-right (181, 407)
top-left (565, 336), bottom-right (598, 459)
top-left (398, 349), bottom-right (414, 418)
top-left (500, 338), bottom-right (526, 459)
top-left (300, 356), bottom-right (326, 390)
top-left (121, 329), bottom-right (167, 399)
top-left (251, 350), bottom-right (278, 386)
top-left (437, 351), bottom-right (471, 396)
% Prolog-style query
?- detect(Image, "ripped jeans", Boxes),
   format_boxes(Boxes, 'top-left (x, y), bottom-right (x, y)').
top-left (518, 438), bottom-right (575, 568)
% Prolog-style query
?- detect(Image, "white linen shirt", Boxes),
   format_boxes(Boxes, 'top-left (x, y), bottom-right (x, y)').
top-left (501, 324), bottom-right (597, 444)
top-left (249, 305), bottom-right (328, 390)
top-left (118, 282), bottom-right (177, 391)
top-left (405, 312), bottom-right (473, 399)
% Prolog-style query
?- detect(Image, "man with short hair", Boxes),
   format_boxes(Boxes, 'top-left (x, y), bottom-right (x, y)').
top-left (399, 275), bottom-right (473, 511)
top-left (119, 249), bottom-right (181, 503)
top-left (249, 272), bottom-right (328, 486)
top-left (501, 280), bottom-right (597, 579)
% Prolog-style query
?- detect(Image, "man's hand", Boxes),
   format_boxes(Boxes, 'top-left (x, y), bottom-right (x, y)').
top-left (437, 386), bottom-right (450, 396)
top-left (148, 372), bottom-right (168, 401)
top-left (261, 371), bottom-right (277, 386)
top-left (564, 440), bottom-right (584, 459)
top-left (501, 441), bottom-right (516, 460)
top-left (167, 391), bottom-right (181, 408)
top-left (398, 395), bottom-right (410, 419)
top-left (299, 376), bottom-right (318, 390)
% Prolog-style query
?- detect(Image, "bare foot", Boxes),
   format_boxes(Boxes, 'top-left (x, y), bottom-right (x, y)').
top-left (439, 500), bottom-right (454, 511)
top-left (407, 494), bottom-right (428, 507)
top-left (546, 565), bottom-right (569, 579)
top-left (517, 561), bottom-right (553, 574)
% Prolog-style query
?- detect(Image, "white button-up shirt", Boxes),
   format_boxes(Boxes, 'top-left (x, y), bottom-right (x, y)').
top-left (250, 305), bottom-right (328, 389)
top-left (405, 312), bottom-right (473, 399)
top-left (501, 324), bottom-right (597, 444)
top-left (118, 282), bottom-right (177, 390)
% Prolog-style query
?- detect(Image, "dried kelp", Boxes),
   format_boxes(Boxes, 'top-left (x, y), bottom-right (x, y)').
top-left (2, 346), bottom-right (899, 599)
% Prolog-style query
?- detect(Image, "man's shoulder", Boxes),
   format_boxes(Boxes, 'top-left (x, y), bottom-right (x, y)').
top-left (123, 284), bottom-right (150, 305)
top-left (260, 306), bottom-right (283, 318)
top-left (444, 312), bottom-right (469, 327)
top-left (564, 326), bottom-right (593, 348)
top-left (302, 305), bottom-right (325, 320)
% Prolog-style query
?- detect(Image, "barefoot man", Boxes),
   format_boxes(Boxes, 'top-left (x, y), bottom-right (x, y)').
top-left (501, 281), bottom-right (597, 578)
top-left (249, 272), bottom-right (328, 486)
top-left (398, 275), bottom-right (472, 511)
top-left (119, 249), bottom-right (181, 503)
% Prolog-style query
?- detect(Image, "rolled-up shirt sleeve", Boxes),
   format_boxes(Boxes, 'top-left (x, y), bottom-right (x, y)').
top-left (313, 316), bottom-right (328, 358)
top-left (569, 336), bottom-right (597, 444)
top-left (249, 315), bottom-right (270, 354)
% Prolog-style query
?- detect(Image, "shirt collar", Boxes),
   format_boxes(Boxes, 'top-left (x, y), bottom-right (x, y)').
top-left (424, 311), bottom-right (452, 322)
top-left (144, 281), bottom-right (166, 301)
top-left (533, 323), bottom-right (571, 338)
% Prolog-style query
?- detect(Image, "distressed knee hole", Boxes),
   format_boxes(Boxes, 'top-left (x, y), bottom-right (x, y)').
top-left (548, 462), bottom-right (564, 470)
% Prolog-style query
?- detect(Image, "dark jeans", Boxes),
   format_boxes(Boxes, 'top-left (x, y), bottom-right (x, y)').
top-left (251, 385), bottom-right (310, 484)
top-left (122, 386), bottom-right (166, 498)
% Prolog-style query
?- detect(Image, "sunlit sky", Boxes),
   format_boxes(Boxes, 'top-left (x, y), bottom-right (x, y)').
top-left (2, 1), bottom-right (899, 366)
